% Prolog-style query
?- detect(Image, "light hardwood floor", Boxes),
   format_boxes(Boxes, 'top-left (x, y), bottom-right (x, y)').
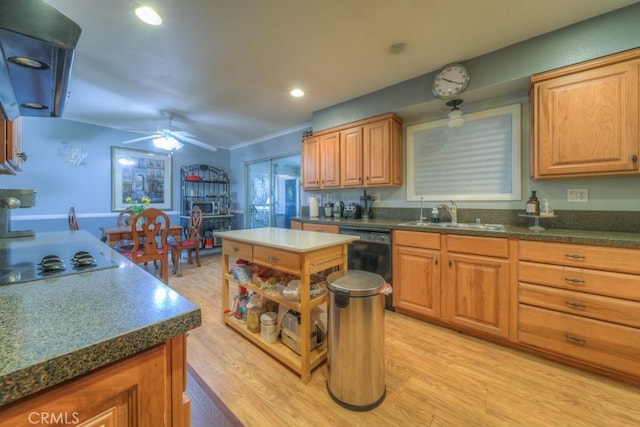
top-left (169, 253), bottom-right (640, 426)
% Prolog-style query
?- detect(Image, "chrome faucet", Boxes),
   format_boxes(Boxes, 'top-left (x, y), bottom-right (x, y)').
top-left (419, 196), bottom-right (425, 223)
top-left (437, 201), bottom-right (458, 224)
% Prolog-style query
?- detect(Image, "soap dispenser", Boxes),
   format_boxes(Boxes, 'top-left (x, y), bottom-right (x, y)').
top-left (431, 207), bottom-right (440, 223)
top-left (540, 199), bottom-right (554, 217)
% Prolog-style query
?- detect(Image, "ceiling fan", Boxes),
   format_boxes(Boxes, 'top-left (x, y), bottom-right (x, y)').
top-left (122, 111), bottom-right (217, 152)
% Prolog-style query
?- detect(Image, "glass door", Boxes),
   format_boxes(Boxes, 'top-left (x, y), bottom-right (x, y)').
top-left (246, 154), bottom-right (300, 229)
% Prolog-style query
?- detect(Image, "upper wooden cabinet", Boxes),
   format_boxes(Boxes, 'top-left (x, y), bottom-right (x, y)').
top-left (303, 113), bottom-right (403, 190)
top-left (0, 117), bottom-right (25, 175)
top-left (302, 136), bottom-right (321, 190)
top-left (531, 48), bottom-right (640, 178)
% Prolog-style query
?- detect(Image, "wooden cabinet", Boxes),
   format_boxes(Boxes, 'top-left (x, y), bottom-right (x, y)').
top-left (393, 231), bottom-right (509, 338)
top-left (363, 117), bottom-right (403, 187)
top-left (320, 132), bottom-right (340, 188)
top-left (220, 230), bottom-right (352, 383)
top-left (443, 235), bottom-right (510, 338)
top-left (301, 222), bottom-right (339, 233)
top-left (302, 136), bottom-right (321, 190)
top-left (518, 240), bottom-right (640, 378)
top-left (393, 230), bottom-right (441, 319)
top-left (531, 48), bottom-right (640, 178)
top-left (0, 335), bottom-right (190, 426)
top-left (303, 113), bottom-right (403, 190)
top-left (290, 219), bottom-right (302, 230)
top-left (0, 117), bottom-right (25, 175)
top-left (340, 126), bottom-right (363, 187)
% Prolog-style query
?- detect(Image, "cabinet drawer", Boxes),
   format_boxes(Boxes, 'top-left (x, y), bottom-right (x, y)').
top-left (519, 240), bottom-right (640, 274)
top-left (393, 230), bottom-right (440, 249)
top-left (222, 241), bottom-right (253, 260)
top-left (302, 223), bottom-right (339, 233)
top-left (254, 245), bottom-right (301, 273)
top-left (519, 283), bottom-right (640, 328)
top-left (446, 234), bottom-right (508, 258)
top-left (519, 261), bottom-right (640, 301)
top-left (518, 304), bottom-right (640, 377)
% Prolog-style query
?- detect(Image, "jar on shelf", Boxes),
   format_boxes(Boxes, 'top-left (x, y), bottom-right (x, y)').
top-left (260, 312), bottom-right (278, 343)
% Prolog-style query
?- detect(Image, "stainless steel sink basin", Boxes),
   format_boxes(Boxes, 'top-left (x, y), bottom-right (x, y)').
top-left (398, 221), bottom-right (505, 231)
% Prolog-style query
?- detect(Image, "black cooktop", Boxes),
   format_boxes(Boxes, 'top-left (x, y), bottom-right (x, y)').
top-left (0, 242), bottom-right (118, 286)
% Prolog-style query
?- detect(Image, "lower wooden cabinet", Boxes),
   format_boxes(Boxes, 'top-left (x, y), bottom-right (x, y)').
top-left (393, 231), bottom-right (510, 338)
top-left (0, 117), bottom-right (24, 175)
top-left (290, 220), bottom-right (339, 234)
top-left (518, 240), bottom-right (640, 380)
top-left (393, 230), bottom-right (441, 319)
top-left (0, 335), bottom-right (190, 427)
top-left (442, 235), bottom-right (510, 338)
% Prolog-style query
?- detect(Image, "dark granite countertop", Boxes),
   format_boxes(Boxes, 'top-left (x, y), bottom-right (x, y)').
top-left (0, 231), bottom-right (201, 407)
top-left (293, 217), bottom-right (640, 248)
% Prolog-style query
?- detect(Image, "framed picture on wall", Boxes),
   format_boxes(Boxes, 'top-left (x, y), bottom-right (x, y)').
top-left (111, 147), bottom-right (172, 211)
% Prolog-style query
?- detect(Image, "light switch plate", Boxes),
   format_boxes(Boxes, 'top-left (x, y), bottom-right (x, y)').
top-left (567, 188), bottom-right (589, 202)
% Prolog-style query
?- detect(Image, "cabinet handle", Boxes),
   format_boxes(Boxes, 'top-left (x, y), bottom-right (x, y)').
top-left (564, 277), bottom-right (585, 285)
top-left (17, 152), bottom-right (27, 161)
top-left (448, 260), bottom-right (452, 267)
top-left (565, 300), bottom-right (586, 309)
top-left (564, 333), bottom-right (586, 345)
top-left (633, 154), bottom-right (638, 163)
top-left (564, 253), bottom-right (586, 260)
top-left (267, 255), bottom-right (279, 262)
top-left (232, 247), bottom-right (240, 252)
top-left (435, 259), bottom-right (438, 266)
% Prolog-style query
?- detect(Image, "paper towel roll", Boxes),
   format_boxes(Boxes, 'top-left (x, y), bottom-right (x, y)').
top-left (309, 196), bottom-right (319, 218)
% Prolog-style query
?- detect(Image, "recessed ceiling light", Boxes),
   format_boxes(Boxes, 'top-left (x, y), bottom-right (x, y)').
top-left (290, 89), bottom-right (304, 97)
top-left (135, 5), bottom-right (163, 25)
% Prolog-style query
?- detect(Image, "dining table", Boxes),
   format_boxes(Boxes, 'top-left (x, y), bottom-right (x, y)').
top-left (102, 224), bottom-right (185, 275)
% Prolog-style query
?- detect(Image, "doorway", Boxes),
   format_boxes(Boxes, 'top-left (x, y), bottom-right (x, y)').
top-left (246, 154), bottom-right (301, 229)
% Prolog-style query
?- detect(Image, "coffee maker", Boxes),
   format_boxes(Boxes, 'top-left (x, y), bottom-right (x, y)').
top-left (0, 189), bottom-right (35, 238)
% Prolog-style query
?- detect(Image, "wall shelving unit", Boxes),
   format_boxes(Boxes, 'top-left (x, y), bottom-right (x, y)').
top-left (180, 164), bottom-right (233, 248)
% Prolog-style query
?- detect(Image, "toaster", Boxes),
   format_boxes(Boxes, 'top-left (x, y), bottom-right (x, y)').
top-left (343, 203), bottom-right (362, 219)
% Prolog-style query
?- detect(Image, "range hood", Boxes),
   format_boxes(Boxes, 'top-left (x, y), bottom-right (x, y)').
top-left (0, 0), bottom-right (81, 121)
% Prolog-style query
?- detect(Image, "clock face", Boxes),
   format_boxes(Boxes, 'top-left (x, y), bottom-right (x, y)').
top-left (432, 64), bottom-right (470, 99)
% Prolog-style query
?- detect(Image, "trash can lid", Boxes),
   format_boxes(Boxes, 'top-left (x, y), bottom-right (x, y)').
top-left (326, 270), bottom-right (385, 297)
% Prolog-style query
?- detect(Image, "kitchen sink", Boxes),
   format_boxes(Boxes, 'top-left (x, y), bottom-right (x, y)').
top-left (398, 221), bottom-right (505, 231)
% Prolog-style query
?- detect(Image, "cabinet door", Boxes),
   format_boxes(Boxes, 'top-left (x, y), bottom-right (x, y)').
top-left (363, 119), bottom-right (392, 186)
top-left (393, 245), bottom-right (441, 319)
top-left (302, 136), bottom-right (321, 190)
top-left (443, 253), bottom-right (509, 337)
top-left (340, 126), bottom-right (363, 187)
top-left (0, 118), bottom-right (24, 175)
top-left (533, 58), bottom-right (640, 178)
top-left (320, 132), bottom-right (340, 188)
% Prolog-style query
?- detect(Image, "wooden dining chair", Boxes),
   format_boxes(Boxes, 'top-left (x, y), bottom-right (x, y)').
top-left (68, 206), bottom-right (79, 231)
top-left (124, 208), bottom-right (171, 283)
top-left (169, 206), bottom-right (203, 276)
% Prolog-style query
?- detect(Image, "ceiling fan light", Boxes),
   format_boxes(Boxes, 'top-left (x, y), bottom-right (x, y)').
top-left (153, 136), bottom-right (183, 151)
top-left (135, 5), bottom-right (163, 25)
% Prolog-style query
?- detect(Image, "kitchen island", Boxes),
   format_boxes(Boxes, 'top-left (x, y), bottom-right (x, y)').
top-left (0, 230), bottom-right (201, 426)
top-left (217, 227), bottom-right (358, 384)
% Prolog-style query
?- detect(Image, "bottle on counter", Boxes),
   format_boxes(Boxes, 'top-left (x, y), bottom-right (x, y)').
top-left (526, 191), bottom-right (540, 216)
top-left (431, 207), bottom-right (440, 223)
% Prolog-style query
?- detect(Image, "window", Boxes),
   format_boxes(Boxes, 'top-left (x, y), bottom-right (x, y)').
top-left (406, 103), bottom-right (521, 201)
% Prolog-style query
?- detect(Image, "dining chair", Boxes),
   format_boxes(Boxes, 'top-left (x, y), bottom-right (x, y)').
top-left (124, 208), bottom-right (171, 283)
top-left (115, 208), bottom-right (136, 252)
top-left (68, 206), bottom-right (79, 231)
top-left (169, 206), bottom-right (203, 276)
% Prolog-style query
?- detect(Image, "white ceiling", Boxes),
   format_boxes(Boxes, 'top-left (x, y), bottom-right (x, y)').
top-left (45, 0), bottom-right (638, 151)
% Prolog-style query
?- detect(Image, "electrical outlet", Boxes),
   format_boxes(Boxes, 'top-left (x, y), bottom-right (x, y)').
top-left (567, 188), bottom-right (589, 202)
top-left (371, 194), bottom-right (380, 202)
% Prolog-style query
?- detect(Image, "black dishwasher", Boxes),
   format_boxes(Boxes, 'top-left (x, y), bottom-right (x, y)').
top-left (339, 226), bottom-right (393, 310)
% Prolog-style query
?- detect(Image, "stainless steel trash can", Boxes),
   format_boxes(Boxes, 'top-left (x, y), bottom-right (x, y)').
top-left (326, 270), bottom-right (386, 411)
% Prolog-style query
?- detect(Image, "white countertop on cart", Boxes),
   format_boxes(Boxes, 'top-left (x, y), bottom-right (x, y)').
top-left (215, 227), bottom-right (359, 252)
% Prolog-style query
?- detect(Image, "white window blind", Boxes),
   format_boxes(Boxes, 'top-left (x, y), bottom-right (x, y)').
top-left (406, 103), bottom-right (521, 201)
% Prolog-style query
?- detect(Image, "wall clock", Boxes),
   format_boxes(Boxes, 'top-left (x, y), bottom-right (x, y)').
top-left (432, 63), bottom-right (470, 100)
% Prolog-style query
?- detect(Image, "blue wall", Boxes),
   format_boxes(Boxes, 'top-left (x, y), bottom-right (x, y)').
top-left (4, 118), bottom-right (230, 239)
